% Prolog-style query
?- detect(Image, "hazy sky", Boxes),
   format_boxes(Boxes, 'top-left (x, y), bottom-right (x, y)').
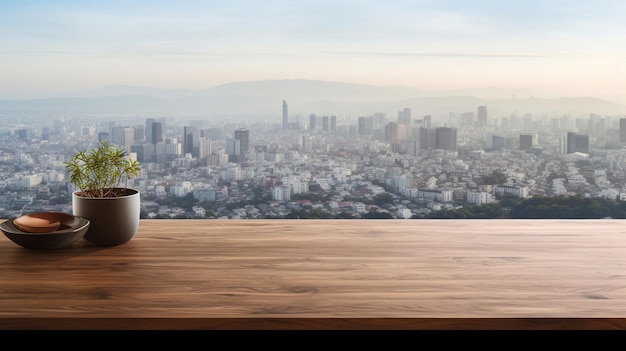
top-left (2, 0), bottom-right (626, 103)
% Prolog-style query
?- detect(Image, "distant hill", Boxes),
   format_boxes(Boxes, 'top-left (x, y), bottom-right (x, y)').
top-left (1, 79), bottom-right (624, 119)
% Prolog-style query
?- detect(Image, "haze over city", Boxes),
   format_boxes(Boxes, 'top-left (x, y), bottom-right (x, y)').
top-left (2, 0), bottom-right (626, 106)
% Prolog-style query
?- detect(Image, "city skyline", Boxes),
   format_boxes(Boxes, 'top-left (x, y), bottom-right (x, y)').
top-left (2, 1), bottom-right (626, 105)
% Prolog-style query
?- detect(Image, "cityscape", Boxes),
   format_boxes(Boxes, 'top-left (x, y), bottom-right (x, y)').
top-left (2, 88), bottom-right (626, 220)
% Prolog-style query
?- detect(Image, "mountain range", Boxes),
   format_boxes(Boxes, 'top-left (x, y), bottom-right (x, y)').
top-left (1, 79), bottom-right (625, 119)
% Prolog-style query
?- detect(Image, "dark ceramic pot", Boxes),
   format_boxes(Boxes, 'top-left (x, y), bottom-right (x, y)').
top-left (72, 188), bottom-right (140, 247)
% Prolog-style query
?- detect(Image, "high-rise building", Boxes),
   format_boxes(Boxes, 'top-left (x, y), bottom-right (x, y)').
top-left (419, 127), bottom-right (437, 150)
top-left (111, 126), bottom-right (134, 150)
top-left (477, 106), bottom-right (488, 128)
top-left (330, 115), bottom-right (336, 131)
top-left (575, 134), bottom-right (590, 154)
top-left (145, 118), bottom-right (156, 143)
top-left (422, 115), bottom-right (432, 129)
top-left (183, 126), bottom-right (200, 157)
top-left (151, 122), bottom-right (163, 144)
top-left (620, 118), bottom-right (626, 145)
top-left (398, 108), bottom-right (411, 125)
top-left (301, 134), bottom-right (312, 153)
top-left (566, 132), bottom-right (590, 154)
top-left (322, 116), bottom-right (329, 131)
top-left (358, 116), bottom-right (373, 136)
top-left (385, 122), bottom-right (399, 142)
top-left (435, 127), bottom-right (457, 150)
top-left (145, 118), bottom-right (163, 144)
top-left (226, 139), bottom-right (241, 162)
top-left (282, 100), bottom-right (288, 130)
top-left (519, 134), bottom-right (533, 150)
top-left (234, 128), bottom-right (249, 153)
top-left (309, 114), bottom-right (316, 132)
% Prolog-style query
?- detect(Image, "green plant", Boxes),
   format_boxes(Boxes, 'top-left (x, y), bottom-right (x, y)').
top-left (65, 140), bottom-right (140, 198)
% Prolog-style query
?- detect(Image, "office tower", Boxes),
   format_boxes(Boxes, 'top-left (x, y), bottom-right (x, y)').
top-left (111, 126), bottom-right (134, 150)
top-left (398, 108), bottom-right (411, 126)
top-left (145, 118), bottom-right (163, 144)
top-left (566, 132), bottom-right (590, 154)
top-left (385, 122), bottom-right (399, 142)
top-left (620, 118), bottom-right (626, 145)
top-left (330, 115), bottom-right (336, 131)
top-left (575, 134), bottom-right (590, 153)
top-left (226, 139), bottom-right (241, 162)
top-left (358, 116), bottom-right (373, 136)
top-left (234, 128), bottom-right (249, 153)
top-left (435, 127), bottom-right (457, 150)
top-left (519, 134), bottom-right (533, 150)
top-left (183, 126), bottom-right (200, 157)
top-left (199, 138), bottom-right (213, 158)
top-left (151, 122), bottom-right (163, 144)
top-left (133, 125), bottom-right (144, 142)
top-left (145, 118), bottom-right (156, 144)
top-left (131, 144), bottom-right (155, 163)
top-left (566, 132), bottom-right (577, 154)
top-left (301, 134), bottom-right (312, 153)
top-left (460, 112), bottom-right (474, 128)
top-left (485, 134), bottom-right (505, 151)
top-left (309, 114), bottom-right (316, 132)
top-left (422, 115), bottom-right (432, 129)
top-left (282, 100), bottom-right (288, 130)
top-left (477, 106), bottom-right (488, 128)
top-left (322, 116), bottom-right (329, 131)
top-left (419, 127), bottom-right (435, 150)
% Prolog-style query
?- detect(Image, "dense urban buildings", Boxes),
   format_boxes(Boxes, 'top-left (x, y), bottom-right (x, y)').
top-left (1, 101), bottom-right (626, 219)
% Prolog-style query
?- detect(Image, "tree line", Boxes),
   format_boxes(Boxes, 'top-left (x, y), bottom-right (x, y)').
top-left (419, 195), bottom-right (626, 219)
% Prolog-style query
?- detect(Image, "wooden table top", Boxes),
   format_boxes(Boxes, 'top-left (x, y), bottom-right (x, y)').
top-left (2, 219), bottom-right (626, 330)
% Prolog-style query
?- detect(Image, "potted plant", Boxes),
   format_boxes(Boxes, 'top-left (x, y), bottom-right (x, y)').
top-left (65, 140), bottom-right (141, 246)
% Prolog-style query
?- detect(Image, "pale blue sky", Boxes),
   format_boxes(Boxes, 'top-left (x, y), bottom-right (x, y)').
top-left (2, 0), bottom-right (626, 103)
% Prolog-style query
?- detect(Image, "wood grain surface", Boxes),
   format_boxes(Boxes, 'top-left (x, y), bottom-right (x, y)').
top-left (2, 219), bottom-right (626, 330)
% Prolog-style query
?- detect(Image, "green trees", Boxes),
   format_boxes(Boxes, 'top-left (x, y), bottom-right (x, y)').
top-left (423, 195), bottom-right (626, 219)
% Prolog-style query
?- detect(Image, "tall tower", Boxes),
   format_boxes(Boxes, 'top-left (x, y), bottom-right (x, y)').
top-left (234, 128), bottom-right (249, 153)
top-left (435, 127), bottom-right (457, 151)
top-left (477, 106), bottom-right (488, 128)
top-left (620, 118), bottom-right (626, 145)
top-left (145, 118), bottom-right (156, 144)
top-left (151, 122), bottom-right (163, 145)
top-left (566, 132), bottom-right (577, 154)
top-left (519, 134), bottom-right (533, 150)
top-left (309, 114), bottom-right (316, 133)
top-left (282, 100), bottom-right (288, 130)
top-left (183, 126), bottom-right (199, 157)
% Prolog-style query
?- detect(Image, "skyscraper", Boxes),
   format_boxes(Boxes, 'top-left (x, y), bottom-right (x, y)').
top-left (322, 116), bottom-right (329, 131)
top-left (566, 132), bottom-right (590, 154)
top-left (151, 122), bottom-right (163, 145)
top-left (183, 126), bottom-right (199, 157)
top-left (234, 128), bottom-right (249, 153)
top-left (620, 118), bottom-right (626, 145)
top-left (435, 127), bottom-right (457, 150)
top-left (146, 118), bottom-right (163, 144)
top-left (477, 106), bottom-right (488, 128)
top-left (519, 134), bottom-right (533, 150)
top-left (282, 100), bottom-right (288, 130)
top-left (309, 114), bottom-right (316, 133)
